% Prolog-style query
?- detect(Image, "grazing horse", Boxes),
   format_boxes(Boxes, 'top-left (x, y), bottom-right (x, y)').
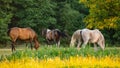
top-left (42, 28), bottom-right (67, 47)
top-left (70, 28), bottom-right (105, 50)
top-left (8, 27), bottom-right (40, 52)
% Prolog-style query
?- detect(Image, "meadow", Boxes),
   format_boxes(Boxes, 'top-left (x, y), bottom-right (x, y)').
top-left (0, 45), bottom-right (120, 68)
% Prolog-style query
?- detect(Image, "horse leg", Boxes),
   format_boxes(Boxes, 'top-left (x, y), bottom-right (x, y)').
top-left (94, 43), bottom-right (98, 51)
top-left (47, 39), bottom-right (50, 47)
top-left (26, 42), bottom-right (28, 48)
top-left (30, 41), bottom-right (33, 50)
top-left (82, 40), bottom-right (88, 49)
top-left (77, 39), bottom-right (82, 48)
top-left (56, 40), bottom-right (60, 47)
top-left (11, 42), bottom-right (16, 52)
top-left (97, 41), bottom-right (104, 50)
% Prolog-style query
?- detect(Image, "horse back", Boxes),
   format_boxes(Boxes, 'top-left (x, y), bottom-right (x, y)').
top-left (81, 29), bottom-right (100, 43)
top-left (89, 29), bottom-right (105, 43)
top-left (19, 28), bottom-right (36, 40)
top-left (9, 27), bottom-right (37, 41)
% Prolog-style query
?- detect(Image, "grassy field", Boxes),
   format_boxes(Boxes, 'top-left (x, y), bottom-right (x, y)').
top-left (0, 45), bottom-right (120, 68)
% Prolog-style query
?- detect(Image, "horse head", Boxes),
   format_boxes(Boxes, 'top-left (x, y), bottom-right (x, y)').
top-left (34, 36), bottom-right (40, 50)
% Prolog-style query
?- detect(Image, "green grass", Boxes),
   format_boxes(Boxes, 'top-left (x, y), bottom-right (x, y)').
top-left (0, 45), bottom-right (120, 61)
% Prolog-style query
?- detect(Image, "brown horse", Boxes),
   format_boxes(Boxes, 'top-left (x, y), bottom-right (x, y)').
top-left (42, 28), bottom-right (67, 47)
top-left (8, 27), bottom-right (39, 52)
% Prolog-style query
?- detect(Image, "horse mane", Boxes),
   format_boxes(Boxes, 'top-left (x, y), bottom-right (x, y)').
top-left (53, 29), bottom-right (61, 36)
top-left (95, 29), bottom-right (104, 40)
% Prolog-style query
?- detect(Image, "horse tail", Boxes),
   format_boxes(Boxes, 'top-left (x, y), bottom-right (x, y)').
top-left (80, 30), bottom-right (83, 42)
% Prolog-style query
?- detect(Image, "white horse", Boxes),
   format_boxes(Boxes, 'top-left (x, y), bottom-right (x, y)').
top-left (70, 28), bottom-right (105, 50)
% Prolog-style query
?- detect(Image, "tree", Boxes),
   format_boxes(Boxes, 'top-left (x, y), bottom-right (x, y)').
top-left (59, 4), bottom-right (83, 33)
top-left (10, 0), bottom-right (57, 34)
top-left (54, 0), bottom-right (88, 35)
top-left (0, 0), bottom-right (88, 45)
top-left (0, 0), bottom-right (13, 44)
top-left (80, 0), bottom-right (120, 29)
top-left (80, 0), bottom-right (120, 44)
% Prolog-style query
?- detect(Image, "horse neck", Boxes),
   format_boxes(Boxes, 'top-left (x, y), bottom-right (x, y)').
top-left (98, 31), bottom-right (105, 50)
top-left (34, 36), bottom-right (39, 47)
top-left (54, 30), bottom-right (65, 38)
top-left (34, 36), bottom-right (38, 42)
top-left (33, 35), bottom-right (39, 44)
top-left (95, 30), bottom-right (104, 40)
top-left (95, 30), bottom-right (105, 47)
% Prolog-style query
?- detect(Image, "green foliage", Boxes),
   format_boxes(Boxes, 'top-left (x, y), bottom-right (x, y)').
top-left (0, 0), bottom-right (119, 45)
top-left (0, 0), bottom-right (88, 45)
top-left (0, 0), bottom-right (13, 44)
top-left (79, 0), bottom-right (120, 45)
top-left (12, 0), bottom-right (57, 32)
top-left (80, 0), bottom-right (120, 29)
top-left (58, 4), bottom-right (83, 33)
top-left (0, 46), bottom-right (120, 61)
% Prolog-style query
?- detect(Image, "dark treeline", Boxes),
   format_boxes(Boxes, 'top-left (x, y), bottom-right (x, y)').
top-left (0, 0), bottom-right (120, 46)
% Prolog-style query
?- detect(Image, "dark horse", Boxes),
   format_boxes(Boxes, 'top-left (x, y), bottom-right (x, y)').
top-left (8, 27), bottom-right (40, 52)
top-left (42, 28), bottom-right (67, 47)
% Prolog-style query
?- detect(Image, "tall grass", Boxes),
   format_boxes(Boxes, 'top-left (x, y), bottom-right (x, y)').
top-left (0, 46), bottom-right (120, 61)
